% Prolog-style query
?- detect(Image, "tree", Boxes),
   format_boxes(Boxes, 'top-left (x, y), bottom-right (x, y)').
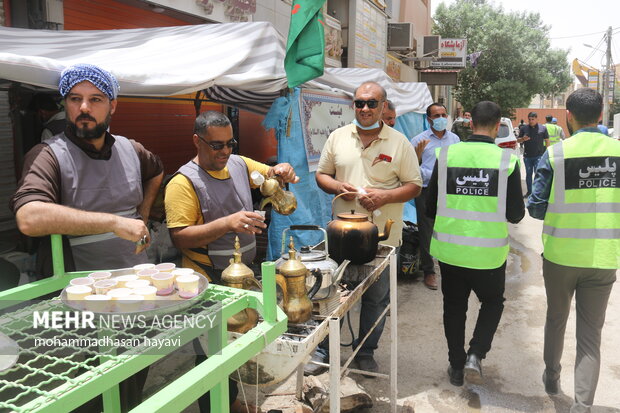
top-left (433, 0), bottom-right (572, 117)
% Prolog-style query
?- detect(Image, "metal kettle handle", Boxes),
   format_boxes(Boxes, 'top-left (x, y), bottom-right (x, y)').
top-left (280, 226), bottom-right (328, 256)
top-left (331, 191), bottom-right (374, 222)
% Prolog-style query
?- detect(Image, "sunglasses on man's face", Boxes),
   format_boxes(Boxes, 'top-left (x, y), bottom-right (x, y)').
top-left (354, 99), bottom-right (382, 109)
top-left (197, 134), bottom-right (237, 151)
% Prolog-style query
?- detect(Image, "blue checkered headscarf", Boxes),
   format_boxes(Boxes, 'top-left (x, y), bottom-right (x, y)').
top-left (58, 64), bottom-right (120, 100)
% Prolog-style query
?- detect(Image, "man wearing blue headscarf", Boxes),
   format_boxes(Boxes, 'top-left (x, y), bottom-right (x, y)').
top-left (11, 63), bottom-right (163, 274)
top-left (10, 63), bottom-right (164, 410)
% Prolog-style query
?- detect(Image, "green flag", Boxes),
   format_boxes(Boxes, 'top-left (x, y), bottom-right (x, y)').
top-left (284, 0), bottom-right (326, 88)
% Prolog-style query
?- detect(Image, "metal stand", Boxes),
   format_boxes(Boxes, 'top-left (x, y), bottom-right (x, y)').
top-left (296, 249), bottom-right (398, 412)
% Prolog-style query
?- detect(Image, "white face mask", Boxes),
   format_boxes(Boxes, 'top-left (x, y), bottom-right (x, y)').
top-left (352, 118), bottom-right (381, 130)
top-left (431, 117), bottom-right (448, 132)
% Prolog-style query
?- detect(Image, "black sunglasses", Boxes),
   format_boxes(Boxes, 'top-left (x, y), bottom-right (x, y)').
top-left (354, 99), bottom-right (382, 109)
top-left (197, 134), bottom-right (237, 151)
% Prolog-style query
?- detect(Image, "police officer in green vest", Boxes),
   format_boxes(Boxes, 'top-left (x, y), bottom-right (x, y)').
top-left (528, 88), bottom-right (619, 412)
top-left (425, 101), bottom-right (525, 386)
top-left (545, 115), bottom-right (565, 146)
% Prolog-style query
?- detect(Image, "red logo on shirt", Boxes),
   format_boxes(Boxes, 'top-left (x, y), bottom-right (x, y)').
top-left (372, 153), bottom-right (392, 166)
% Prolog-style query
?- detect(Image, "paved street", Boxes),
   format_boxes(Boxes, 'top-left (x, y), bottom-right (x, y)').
top-left (365, 212), bottom-right (620, 412)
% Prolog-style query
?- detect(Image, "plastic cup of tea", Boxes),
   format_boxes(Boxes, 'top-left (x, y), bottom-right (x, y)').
top-left (116, 295), bottom-right (145, 312)
top-left (93, 279), bottom-right (118, 295)
top-left (132, 286), bottom-right (157, 309)
top-left (66, 285), bottom-right (92, 301)
top-left (69, 277), bottom-right (94, 287)
top-left (114, 274), bottom-right (139, 288)
top-left (151, 273), bottom-right (174, 296)
top-left (171, 268), bottom-right (194, 286)
top-left (84, 295), bottom-right (112, 312)
top-left (133, 263), bottom-right (155, 274)
top-left (176, 274), bottom-right (200, 299)
top-left (137, 268), bottom-right (159, 282)
top-left (254, 210), bottom-right (266, 220)
top-left (106, 288), bottom-right (133, 300)
top-left (88, 271), bottom-right (112, 282)
top-left (154, 262), bottom-right (176, 273)
top-left (132, 286), bottom-right (157, 300)
top-left (125, 279), bottom-right (150, 290)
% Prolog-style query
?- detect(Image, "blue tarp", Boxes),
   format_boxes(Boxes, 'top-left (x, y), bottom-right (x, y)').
top-left (262, 88), bottom-right (333, 259)
top-left (394, 112), bottom-right (428, 225)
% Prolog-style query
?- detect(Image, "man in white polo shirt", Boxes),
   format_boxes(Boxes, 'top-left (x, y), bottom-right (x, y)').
top-left (313, 81), bottom-right (422, 374)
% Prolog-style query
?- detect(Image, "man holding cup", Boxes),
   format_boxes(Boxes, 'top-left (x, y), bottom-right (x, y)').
top-left (164, 110), bottom-right (298, 413)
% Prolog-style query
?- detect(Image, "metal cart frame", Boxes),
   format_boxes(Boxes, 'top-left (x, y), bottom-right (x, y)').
top-left (0, 234), bottom-right (287, 413)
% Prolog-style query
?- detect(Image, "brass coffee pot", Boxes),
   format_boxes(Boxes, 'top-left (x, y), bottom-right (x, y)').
top-left (221, 237), bottom-right (262, 333)
top-left (277, 237), bottom-right (323, 324)
top-left (251, 171), bottom-right (297, 215)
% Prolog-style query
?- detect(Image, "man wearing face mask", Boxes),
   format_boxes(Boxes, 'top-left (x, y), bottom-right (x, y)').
top-left (451, 111), bottom-right (473, 141)
top-left (410, 103), bottom-right (461, 290)
top-left (312, 81), bottom-right (422, 376)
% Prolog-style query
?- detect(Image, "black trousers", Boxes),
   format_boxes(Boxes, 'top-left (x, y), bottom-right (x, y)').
top-left (440, 260), bottom-right (506, 370)
top-left (415, 187), bottom-right (435, 275)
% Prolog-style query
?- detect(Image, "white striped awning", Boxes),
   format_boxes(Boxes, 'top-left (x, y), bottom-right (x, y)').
top-left (0, 23), bottom-right (432, 115)
top-left (0, 22), bottom-right (288, 96)
top-left (306, 68), bottom-right (433, 115)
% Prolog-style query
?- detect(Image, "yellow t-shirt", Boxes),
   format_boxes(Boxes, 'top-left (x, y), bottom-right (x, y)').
top-left (165, 156), bottom-right (270, 276)
top-left (317, 123), bottom-right (422, 247)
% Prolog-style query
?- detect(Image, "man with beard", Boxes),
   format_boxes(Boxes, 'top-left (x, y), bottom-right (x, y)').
top-left (11, 63), bottom-right (163, 274)
top-left (10, 64), bottom-right (163, 409)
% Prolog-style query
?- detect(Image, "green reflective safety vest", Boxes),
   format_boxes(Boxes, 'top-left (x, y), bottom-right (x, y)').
top-left (430, 142), bottom-right (518, 269)
top-left (546, 124), bottom-right (562, 145)
top-left (543, 131), bottom-right (620, 269)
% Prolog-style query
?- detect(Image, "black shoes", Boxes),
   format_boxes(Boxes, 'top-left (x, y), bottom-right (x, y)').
top-left (353, 356), bottom-right (379, 378)
top-left (464, 353), bottom-right (483, 384)
top-left (447, 366), bottom-right (464, 386)
top-left (542, 371), bottom-right (559, 395)
top-left (304, 350), bottom-right (328, 376)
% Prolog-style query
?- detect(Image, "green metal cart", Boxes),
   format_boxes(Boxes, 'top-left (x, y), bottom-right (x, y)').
top-left (0, 234), bottom-right (287, 413)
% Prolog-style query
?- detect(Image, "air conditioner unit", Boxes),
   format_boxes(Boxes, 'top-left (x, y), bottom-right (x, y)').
top-left (388, 23), bottom-right (414, 51)
top-left (423, 35), bottom-right (441, 57)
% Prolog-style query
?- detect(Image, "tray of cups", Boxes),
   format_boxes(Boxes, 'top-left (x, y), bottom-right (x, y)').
top-left (60, 263), bottom-right (209, 316)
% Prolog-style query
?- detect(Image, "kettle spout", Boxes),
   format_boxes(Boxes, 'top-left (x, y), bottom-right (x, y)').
top-left (378, 219), bottom-right (394, 242)
top-left (331, 259), bottom-right (351, 285)
top-left (259, 197), bottom-right (273, 211)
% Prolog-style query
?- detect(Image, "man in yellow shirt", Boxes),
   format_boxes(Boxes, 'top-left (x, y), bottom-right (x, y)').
top-left (164, 110), bottom-right (298, 413)
top-left (165, 110), bottom-right (298, 280)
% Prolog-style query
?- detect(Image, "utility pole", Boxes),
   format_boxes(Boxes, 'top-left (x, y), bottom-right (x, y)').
top-left (602, 26), bottom-right (612, 126)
